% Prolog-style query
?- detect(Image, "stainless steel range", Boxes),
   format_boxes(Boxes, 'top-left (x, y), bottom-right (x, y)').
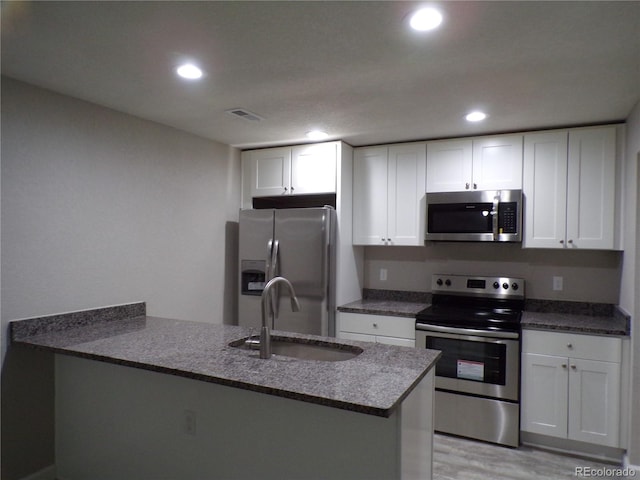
top-left (415, 274), bottom-right (525, 447)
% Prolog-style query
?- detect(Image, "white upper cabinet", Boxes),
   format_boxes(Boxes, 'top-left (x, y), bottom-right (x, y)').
top-left (242, 142), bottom-right (337, 202)
top-left (353, 147), bottom-right (388, 245)
top-left (353, 143), bottom-right (426, 246)
top-left (426, 139), bottom-right (472, 192)
top-left (472, 135), bottom-right (524, 191)
top-left (523, 126), bottom-right (619, 250)
top-left (566, 127), bottom-right (617, 250)
top-left (290, 143), bottom-right (337, 195)
top-left (245, 147), bottom-right (292, 198)
top-left (523, 131), bottom-right (569, 248)
top-left (426, 134), bottom-right (523, 192)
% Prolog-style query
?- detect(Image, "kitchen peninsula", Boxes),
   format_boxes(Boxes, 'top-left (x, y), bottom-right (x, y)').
top-left (10, 302), bottom-right (440, 480)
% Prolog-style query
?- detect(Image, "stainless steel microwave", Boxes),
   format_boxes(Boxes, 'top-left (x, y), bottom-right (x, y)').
top-left (425, 189), bottom-right (522, 242)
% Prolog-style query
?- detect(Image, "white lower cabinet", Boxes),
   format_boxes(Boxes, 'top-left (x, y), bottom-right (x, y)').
top-left (337, 312), bottom-right (415, 348)
top-left (521, 330), bottom-right (621, 447)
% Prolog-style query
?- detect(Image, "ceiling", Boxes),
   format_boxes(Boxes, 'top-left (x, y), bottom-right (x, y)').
top-left (2, 1), bottom-right (639, 149)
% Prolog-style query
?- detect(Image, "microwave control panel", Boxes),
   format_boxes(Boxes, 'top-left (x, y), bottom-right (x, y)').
top-left (498, 203), bottom-right (518, 233)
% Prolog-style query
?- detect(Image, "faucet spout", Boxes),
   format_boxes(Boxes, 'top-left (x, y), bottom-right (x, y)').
top-left (260, 276), bottom-right (300, 359)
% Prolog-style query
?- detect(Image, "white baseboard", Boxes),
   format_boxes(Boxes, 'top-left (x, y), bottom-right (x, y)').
top-left (20, 465), bottom-right (56, 480)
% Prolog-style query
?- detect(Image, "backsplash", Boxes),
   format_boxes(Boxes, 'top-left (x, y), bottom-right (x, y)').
top-left (363, 288), bottom-right (431, 303)
top-left (363, 243), bottom-right (622, 304)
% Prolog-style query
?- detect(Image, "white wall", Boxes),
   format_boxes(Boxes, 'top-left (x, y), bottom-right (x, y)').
top-left (55, 355), bottom-right (401, 480)
top-left (1, 77), bottom-right (241, 479)
top-left (621, 100), bottom-right (640, 466)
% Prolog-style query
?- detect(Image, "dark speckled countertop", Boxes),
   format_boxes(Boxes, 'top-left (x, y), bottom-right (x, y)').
top-left (10, 302), bottom-right (441, 417)
top-left (521, 311), bottom-right (630, 336)
top-left (337, 299), bottom-right (429, 317)
top-left (337, 290), bottom-right (630, 337)
top-left (337, 288), bottom-right (430, 317)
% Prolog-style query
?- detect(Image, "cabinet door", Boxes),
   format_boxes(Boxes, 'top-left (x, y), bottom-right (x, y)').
top-left (568, 358), bottom-right (620, 447)
top-left (291, 143), bottom-right (337, 194)
top-left (523, 131), bottom-right (568, 248)
top-left (426, 139), bottom-right (472, 192)
top-left (566, 127), bottom-right (616, 249)
top-left (376, 336), bottom-right (415, 348)
top-left (521, 353), bottom-right (568, 438)
top-left (387, 143), bottom-right (426, 246)
top-left (353, 147), bottom-right (389, 245)
top-left (472, 135), bottom-right (523, 190)
top-left (248, 147), bottom-right (292, 197)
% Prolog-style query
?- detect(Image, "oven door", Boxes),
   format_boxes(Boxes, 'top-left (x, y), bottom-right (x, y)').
top-left (416, 325), bottom-right (519, 401)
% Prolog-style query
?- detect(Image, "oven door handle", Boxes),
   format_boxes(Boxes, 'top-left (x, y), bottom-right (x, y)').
top-left (415, 323), bottom-right (520, 339)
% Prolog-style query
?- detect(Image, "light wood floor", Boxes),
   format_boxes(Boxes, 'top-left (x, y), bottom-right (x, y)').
top-left (433, 434), bottom-right (635, 480)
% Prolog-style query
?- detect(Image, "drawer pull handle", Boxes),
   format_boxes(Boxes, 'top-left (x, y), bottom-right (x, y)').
top-left (567, 343), bottom-right (573, 349)
top-left (373, 323), bottom-right (378, 328)
top-left (571, 365), bottom-right (577, 370)
top-left (562, 364), bottom-right (567, 369)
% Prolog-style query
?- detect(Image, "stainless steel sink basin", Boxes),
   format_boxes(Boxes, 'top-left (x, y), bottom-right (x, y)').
top-left (229, 336), bottom-right (363, 362)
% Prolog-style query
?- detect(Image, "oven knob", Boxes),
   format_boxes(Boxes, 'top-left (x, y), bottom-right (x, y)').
top-left (502, 283), bottom-right (509, 290)
top-left (493, 282), bottom-right (500, 289)
top-left (436, 278), bottom-right (443, 286)
top-left (445, 279), bottom-right (451, 286)
top-left (512, 283), bottom-right (519, 291)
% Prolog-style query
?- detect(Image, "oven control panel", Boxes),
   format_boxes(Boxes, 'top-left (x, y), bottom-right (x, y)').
top-left (432, 274), bottom-right (525, 299)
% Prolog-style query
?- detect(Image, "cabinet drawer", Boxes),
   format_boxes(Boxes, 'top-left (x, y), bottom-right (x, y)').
top-left (339, 312), bottom-right (415, 340)
top-left (338, 331), bottom-right (376, 343)
top-left (523, 330), bottom-right (621, 363)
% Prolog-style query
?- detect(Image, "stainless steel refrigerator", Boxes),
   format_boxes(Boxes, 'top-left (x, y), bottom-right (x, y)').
top-left (238, 207), bottom-right (336, 336)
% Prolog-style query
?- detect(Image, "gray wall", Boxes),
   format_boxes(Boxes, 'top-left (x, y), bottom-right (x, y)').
top-left (1, 78), bottom-right (241, 479)
top-left (363, 243), bottom-right (622, 303)
top-left (621, 100), bottom-right (640, 466)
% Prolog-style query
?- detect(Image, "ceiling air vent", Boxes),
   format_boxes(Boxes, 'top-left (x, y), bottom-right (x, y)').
top-left (225, 108), bottom-right (264, 122)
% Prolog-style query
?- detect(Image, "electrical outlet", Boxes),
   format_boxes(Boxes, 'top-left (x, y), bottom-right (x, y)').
top-left (553, 276), bottom-right (563, 291)
top-left (183, 410), bottom-right (196, 436)
top-left (380, 268), bottom-right (387, 281)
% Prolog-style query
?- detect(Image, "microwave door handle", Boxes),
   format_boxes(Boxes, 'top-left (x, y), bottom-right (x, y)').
top-left (491, 193), bottom-right (500, 241)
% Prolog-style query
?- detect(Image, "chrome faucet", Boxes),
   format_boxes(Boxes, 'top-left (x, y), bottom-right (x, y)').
top-left (259, 276), bottom-right (301, 359)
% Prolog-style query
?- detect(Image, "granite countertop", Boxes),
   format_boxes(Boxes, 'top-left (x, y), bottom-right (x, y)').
top-left (10, 303), bottom-right (440, 418)
top-left (337, 289), bottom-right (430, 317)
top-left (521, 311), bottom-right (629, 336)
top-left (337, 290), bottom-right (630, 337)
top-left (337, 298), bottom-right (429, 317)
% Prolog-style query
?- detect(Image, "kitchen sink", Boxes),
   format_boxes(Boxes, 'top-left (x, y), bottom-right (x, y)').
top-left (229, 335), bottom-right (363, 362)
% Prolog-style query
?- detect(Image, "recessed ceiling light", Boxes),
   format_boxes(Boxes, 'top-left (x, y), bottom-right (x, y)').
top-left (176, 63), bottom-right (203, 80)
top-left (306, 130), bottom-right (329, 140)
top-left (465, 111), bottom-right (487, 122)
top-left (409, 7), bottom-right (443, 31)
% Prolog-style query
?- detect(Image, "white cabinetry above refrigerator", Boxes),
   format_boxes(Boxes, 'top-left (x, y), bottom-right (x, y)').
top-left (241, 142), bottom-right (337, 207)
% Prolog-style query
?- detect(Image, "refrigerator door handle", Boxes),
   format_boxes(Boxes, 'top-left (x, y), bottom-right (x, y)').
top-left (266, 239), bottom-right (274, 280)
top-left (270, 239), bottom-right (280, 324)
